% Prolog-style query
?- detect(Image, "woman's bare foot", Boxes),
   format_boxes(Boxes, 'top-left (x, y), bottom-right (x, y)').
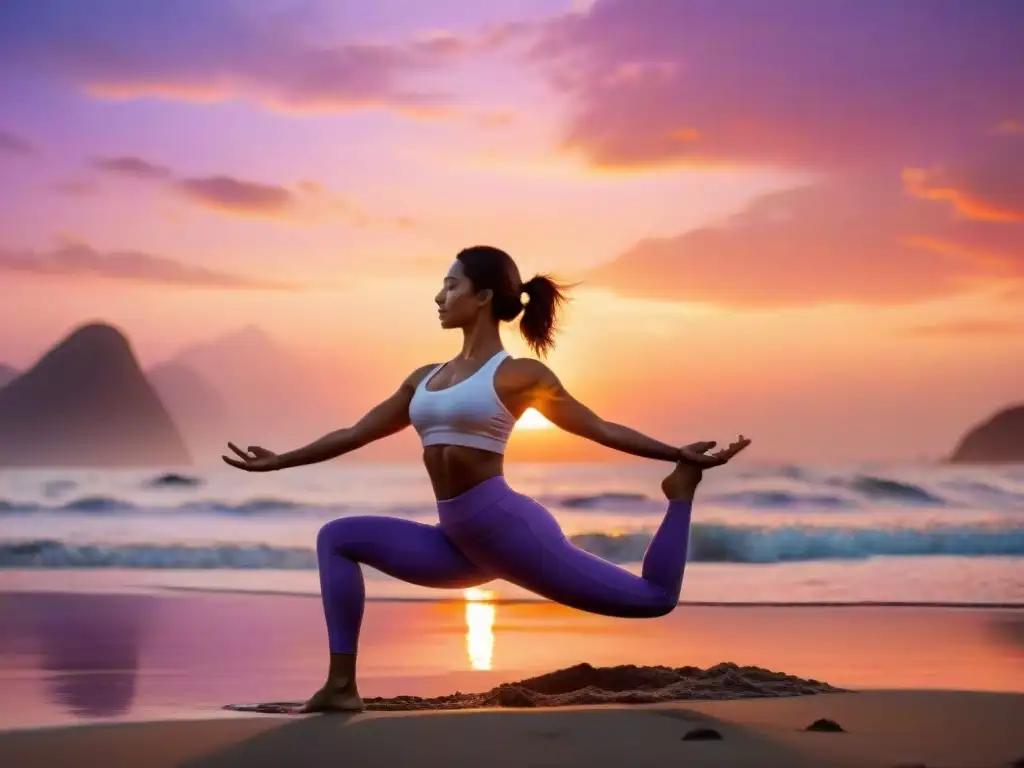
top-left (662, 460), bottom-right (705, 501)
top-left (297, 652), bottom-right (364, 713)
top-left (297, 682), bottom-right (365, 713)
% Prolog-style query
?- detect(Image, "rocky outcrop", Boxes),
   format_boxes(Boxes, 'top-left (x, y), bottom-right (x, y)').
top-left (147, 362), bottom-right (229, 459)
top-left (949, 404), bottom-right (1024, 464)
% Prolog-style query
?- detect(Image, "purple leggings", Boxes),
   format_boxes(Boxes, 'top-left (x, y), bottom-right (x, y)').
top-left (316, 476), bottom-right (693, 653)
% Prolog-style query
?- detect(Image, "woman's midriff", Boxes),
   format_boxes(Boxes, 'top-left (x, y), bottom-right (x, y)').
top-left (422, 444), bottom-right (505, 500)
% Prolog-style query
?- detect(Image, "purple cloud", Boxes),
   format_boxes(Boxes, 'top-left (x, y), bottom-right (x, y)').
top-left (527, 0), bottom-right (1024, 170)
top-left (89, 154), bottom-right (416, 225)
top-left (52, 179), bottom-right (100, 197)
top-left (0, 240), bottom-right (296, 290)
top-left (0, 0), bottom-right (463, 115)
top-left (91, 155), bottom-right (172, 180)
top-left (90, 155), bottom-right (297, 218)
top-left (0, 129), bottom-right (35, 156)
top-left (174, 176), bottom-right (294, 216)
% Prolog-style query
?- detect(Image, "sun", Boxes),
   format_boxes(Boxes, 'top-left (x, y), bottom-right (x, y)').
top-left (517, 407), bottom-right (554, 430)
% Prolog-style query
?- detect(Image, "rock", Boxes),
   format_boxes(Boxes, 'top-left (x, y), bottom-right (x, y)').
top-left (682, 727), bottom-right (723, 741)
top-left (146, 473), bottom-right (202, 488)
top-left (949, 404), bottom-right (1024, 464)
top-left (805, 718), bottom-right (845, 732)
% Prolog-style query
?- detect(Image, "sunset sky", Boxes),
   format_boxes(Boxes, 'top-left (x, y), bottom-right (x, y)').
top-left (0, 0), bottom-right (1021, 462)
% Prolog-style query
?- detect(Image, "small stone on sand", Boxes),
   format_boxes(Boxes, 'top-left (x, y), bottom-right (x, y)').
top-left (682, 727), bottom-right (723, 741)
top-left (805, 718), bottom-right (845, 732)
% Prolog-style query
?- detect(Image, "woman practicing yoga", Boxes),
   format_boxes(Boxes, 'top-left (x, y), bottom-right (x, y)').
top-left (223, 245), bottom-right (750, 712)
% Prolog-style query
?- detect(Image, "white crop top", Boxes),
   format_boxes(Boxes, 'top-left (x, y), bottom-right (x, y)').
top-left (408, 350), bottom-right (516, 454)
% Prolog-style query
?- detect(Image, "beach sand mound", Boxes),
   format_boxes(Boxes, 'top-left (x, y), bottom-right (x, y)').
top-left (363, 661), bottom-right (846, 711)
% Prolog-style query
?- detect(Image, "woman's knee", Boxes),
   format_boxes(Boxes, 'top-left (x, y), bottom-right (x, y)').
top-left (648, 599), bottom-right (677, 618)
top-left (638, 593), bottom-right (677, 619)
top-left (582, 591), bottom-right (677, 619)
top-left (316, 517), bottom-right (361, 556)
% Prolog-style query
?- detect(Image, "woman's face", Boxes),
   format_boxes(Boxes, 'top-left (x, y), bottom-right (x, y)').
top-left (435, 260), bottom-right (489, 329)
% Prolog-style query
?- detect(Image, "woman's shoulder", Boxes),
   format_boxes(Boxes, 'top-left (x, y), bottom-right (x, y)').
top-left (496, 356), bottom-right (555, 387)
top-left (402, 362), bottom-right (444, 390)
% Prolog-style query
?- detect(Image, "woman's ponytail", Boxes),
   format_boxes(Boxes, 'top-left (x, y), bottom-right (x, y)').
top-left (519, 274), bottom-right (570, 357)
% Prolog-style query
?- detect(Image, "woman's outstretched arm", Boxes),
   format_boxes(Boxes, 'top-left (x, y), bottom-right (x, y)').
top-left (503, 359), bottom-right (683, 462)
top-left (222, 364), bottom-right (436, 472)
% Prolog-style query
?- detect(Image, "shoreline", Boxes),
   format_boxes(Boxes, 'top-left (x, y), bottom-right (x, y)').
top-left (2, 582), bottom-right (1022, 609)
top-left (153, 588), bottom-right (1024, 609)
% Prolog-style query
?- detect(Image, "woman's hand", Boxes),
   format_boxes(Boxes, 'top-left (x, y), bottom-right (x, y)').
top-left (679, 435), bottom-right (751, 467)
top-left (222, 442), bottom-right (281, 472)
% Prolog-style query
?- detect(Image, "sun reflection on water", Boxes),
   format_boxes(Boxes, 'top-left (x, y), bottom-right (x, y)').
top-left (463, 587), bottom-right (496, 670)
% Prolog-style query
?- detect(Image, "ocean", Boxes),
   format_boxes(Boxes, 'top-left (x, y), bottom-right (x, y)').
top-left (1, 461), bottom-right (1022, 605)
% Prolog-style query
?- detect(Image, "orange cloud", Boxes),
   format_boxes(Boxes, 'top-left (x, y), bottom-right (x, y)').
top-left (584, 171), bottom-right (1023, 308)
top-left (993, 119), bottom-right (1023, 135)
top-left (669, 127), bottom-right (701, 142)
top-left (85, 81), bottom-right (454, 118)
top-left (904, 319), bottom-right (1024, 337)
top-left (0, 239), bottom-right (296, 291)
top-left (294, 180), bottom-right (420, 230)
top-left (900, 236), bottom-right (1018, 273)
top-left (905, 169), bottom-right (1024, 224)
top-left (474, 109), bottom-right (517, 130)
top-left (606, 60), bottom-right (678, 86)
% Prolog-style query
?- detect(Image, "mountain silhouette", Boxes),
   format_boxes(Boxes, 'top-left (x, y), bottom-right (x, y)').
top-left (0, 363), bottom-right (17, 390)
top-left (159, 325), bottom-right (343, 450)
top-left (0, 322), bottom-right (191, 467)
top-left (147, 361), bottom-right (230, 458)
top-left (949, 403), bottom-right (1024, 464)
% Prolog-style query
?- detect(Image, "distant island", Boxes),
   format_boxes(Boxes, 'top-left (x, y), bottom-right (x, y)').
top-left (949, 403), bottom-right (1024, 464)
top-left (147, 361), bottom-right (229, 459)
top-left (2, 321), bottom-right (1019, 467)
top-left (0, 322), bottom-right (191, 467)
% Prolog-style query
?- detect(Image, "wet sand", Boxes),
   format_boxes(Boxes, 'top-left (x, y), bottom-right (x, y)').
top-left (0, 588), bottom-right (1021, 765)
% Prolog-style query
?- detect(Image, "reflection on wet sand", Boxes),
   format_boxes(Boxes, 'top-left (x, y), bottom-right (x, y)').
top-left (463, 588), bottom-right (496, 671)
top-left (1, 592), bottom-right (1021, 731)
top-left (990, 613), bottom-right (1024, 649)
top-left (1, 593), bottom-right (157, 719)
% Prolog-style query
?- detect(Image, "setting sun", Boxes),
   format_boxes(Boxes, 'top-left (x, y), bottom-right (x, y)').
top-left (517, 408), bottom-right (554, 430)
top-left (463, 588), bottom-right (496, 670)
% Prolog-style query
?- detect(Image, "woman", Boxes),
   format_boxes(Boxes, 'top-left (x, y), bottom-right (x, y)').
top-left (223, 245), bottom-right (750, 712)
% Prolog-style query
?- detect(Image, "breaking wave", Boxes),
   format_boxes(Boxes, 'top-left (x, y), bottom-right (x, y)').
top-left (1, 466), bottom-right (1022, 516)
top-left (3, 522), bottom-right (1021, 569)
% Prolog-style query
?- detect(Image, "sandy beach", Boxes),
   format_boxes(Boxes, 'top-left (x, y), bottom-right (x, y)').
top-left (2, 691), bottom-right (1022, 768)
top-left (0, 587), bottom-right (1022, 766)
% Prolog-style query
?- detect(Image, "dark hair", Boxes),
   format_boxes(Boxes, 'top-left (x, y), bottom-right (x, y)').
top-left (456, 245), bottom-right (571, 357)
